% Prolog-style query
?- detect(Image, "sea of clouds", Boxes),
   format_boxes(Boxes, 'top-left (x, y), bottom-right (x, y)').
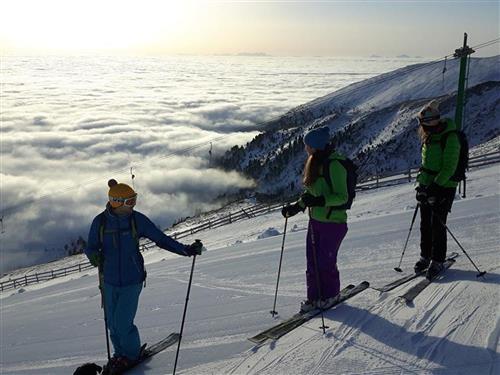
top-left (0, 54), bottom-right (425, 273)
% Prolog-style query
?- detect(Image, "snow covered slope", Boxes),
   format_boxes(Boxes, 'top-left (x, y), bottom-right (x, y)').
top-left (1, 163), bottom-right (498, 374)
top-left (218, 56), bottom-right (500, 195)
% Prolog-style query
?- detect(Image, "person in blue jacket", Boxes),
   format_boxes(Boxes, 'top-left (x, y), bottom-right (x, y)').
top-left (85, 179), bottom-right (203, 372)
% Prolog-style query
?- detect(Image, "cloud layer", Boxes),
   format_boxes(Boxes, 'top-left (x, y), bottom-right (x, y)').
top-left (0, 55), bottom-right (421, 273)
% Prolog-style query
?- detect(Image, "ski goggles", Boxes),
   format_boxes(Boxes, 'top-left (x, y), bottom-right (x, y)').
top-left (109, 194), bottom-right (137, 208)
top-left (420, 123), bottom-right (437, 130)
top-left (420, 122), bottom-right (445, 134)
top-left (418, 115), bottom-right (440, 125)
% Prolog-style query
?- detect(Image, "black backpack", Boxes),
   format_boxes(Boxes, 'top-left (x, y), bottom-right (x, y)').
top-left (440, 130), bottom-right (469, 182)
top-left (322, 156), bottom-right (358, 216)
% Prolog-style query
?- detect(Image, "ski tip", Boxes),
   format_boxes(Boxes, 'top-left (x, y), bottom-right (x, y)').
top-left (361, 281), bottom-right (370, 287)
top-left (398, 296), bottom-right (413, 306)
top-left (248, 337), bottom-right (266, 345)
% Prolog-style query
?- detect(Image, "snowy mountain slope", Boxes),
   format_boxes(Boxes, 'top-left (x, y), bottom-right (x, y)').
top-left (0, 163), bottom-right (498, 374)
top-left (218, 56), bottom-right (500, 195)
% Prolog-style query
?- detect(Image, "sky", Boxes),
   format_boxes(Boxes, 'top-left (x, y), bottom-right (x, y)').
top-left (0, 0), bottom-right (499, 57)
top-left (0, 0), bottom-right (498, 273)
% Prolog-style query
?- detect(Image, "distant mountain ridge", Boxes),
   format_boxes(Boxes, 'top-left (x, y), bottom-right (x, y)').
top-left (217, 56), bottom-right (500, 197)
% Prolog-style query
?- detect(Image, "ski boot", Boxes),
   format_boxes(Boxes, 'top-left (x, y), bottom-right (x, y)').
top-left (315, 297), bottom-right (336, 310)
top-left (414, 256), bottom-right (430, 274)
top-left (300, 299), bottom-right (316, 313)
top-left (74, 363), bottom-right (102, 375)
top-left (105, 356), bottom-right (138, 375)
top-left (102, 356), bottom-right (120, 375)
top-left (138, 343), bottom-right (147, 358)
top-left (426, 260), bottom-right (444, 280)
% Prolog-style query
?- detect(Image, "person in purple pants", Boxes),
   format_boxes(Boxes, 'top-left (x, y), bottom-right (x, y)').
top-left (282, 126), bottom-right (351, 312)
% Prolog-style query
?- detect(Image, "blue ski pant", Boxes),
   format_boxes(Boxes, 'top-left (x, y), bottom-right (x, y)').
top-left (103, 283), bottom-right (143, 360)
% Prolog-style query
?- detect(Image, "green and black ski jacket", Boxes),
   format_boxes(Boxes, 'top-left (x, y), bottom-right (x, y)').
top-left (417, 118), bottom-right (461, 189)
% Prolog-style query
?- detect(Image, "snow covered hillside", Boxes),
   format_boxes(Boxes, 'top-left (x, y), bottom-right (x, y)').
top-left (218, 56), bottom-right (500, 196)
top-left (1, 163), bottom-right (498, 374)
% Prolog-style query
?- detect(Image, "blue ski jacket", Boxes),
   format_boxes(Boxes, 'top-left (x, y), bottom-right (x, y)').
top-left (85, 207), bottom-right (190, 287)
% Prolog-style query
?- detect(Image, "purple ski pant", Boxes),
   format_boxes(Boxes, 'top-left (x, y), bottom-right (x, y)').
top-left (306, 219), bottom-right (348, 301)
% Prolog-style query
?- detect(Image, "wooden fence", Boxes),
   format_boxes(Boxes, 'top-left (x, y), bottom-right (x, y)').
top-left (357, 149), bottom-right (500, 190)
top-left (1, 149), bottom-right (498, 292)
top-left (0, 203), bottom-right (282, 292)
top-left (1, 262), bottom-right (95, 292)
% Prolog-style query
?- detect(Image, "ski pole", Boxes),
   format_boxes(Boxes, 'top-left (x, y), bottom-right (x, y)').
top-left (308, 209), bottom-right (329, 334)
top-left (97, 262), bottom-right (111, 363)
top-left (394, 204), bottom-right (420, 272)
top-left (431, 208), bottom-right (486, 277)
top-left (173, 254), bottom-right (197, 375)
top-left (270, 216), bottom-right (288, 317)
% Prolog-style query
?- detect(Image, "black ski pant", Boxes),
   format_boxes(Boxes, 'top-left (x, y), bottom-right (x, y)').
top-left (420, 188), bottom-right (456, 263)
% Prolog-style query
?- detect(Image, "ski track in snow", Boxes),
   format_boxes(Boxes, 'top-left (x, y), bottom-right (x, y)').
top-left (219, 239), bottom-right (499, 375)
top-left (1, 164), bottom-right (499, 374)
top-left (1, 355), bottom-right (107, 373)
top-left (228, 279), bottom-right (498, 375)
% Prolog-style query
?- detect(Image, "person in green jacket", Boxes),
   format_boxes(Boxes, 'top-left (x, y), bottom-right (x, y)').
top-left (281, 126), bottom-right (349, 312)
top-left (414, 100), bottom-right (460, 279)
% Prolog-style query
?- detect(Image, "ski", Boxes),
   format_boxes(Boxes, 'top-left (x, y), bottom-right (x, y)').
top-left (399, 256), bottom-right (457, 304)
top-left (248, 284), bottom-right (355, 344)
top-left (373, 252), bottom-right (458, 293)
top-left (248, 282), bottom-right (369, 344)
top-left (102, 332), bottom-right (180, 374)
top-left (266, 281), bottom-right (369, 340)
top-left (371, 272), bottom-right (424, 293)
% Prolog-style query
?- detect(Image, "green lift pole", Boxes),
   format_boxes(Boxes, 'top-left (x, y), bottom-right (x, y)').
top-left (453, 33), bottom-right (475, 131)
top-left (453, 33), bottom-right (475, 198)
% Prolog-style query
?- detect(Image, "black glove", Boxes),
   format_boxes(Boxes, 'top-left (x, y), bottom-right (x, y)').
top-left (89, 252), bottom-right (104, 267)
top-left (300, 192), bottom-right (325, 207)
top-left (415, 185), bottom-right (428, 204)
top-left (281, 202), bottom-right (304, 218)
top-left (426, 183), bottom-right (445, 207)
top-left (185, 239), bottom-right (204, 256)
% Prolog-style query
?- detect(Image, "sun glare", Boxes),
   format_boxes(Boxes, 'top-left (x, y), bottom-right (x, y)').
top-left (1, 0), bottom-right (191, 53)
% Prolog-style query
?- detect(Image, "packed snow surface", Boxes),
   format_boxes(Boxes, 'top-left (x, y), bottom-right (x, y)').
top-left (1, 164), bottom-right (498, 374)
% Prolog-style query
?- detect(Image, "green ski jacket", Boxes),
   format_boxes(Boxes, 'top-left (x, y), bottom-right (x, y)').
top-left (299, 151), bottom-right (348, 223)
top-left (417, 118), bottom-right (460, 189)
